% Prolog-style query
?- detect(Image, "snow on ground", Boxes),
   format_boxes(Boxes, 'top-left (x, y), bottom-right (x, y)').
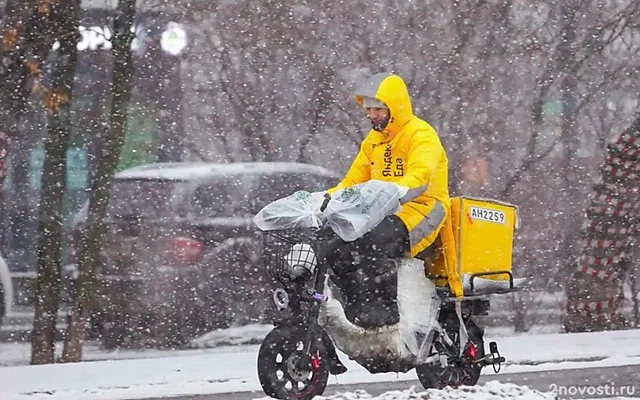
top-left (270, 382), bottom-right (557, 400)
top-left (1, 326), bottom-right (639, 400)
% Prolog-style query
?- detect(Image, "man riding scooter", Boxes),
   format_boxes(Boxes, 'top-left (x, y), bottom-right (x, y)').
top-left (305, 72), bottom-right (464, 375)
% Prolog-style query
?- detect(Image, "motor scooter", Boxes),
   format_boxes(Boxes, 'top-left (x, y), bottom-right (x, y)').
top-left (256, 195), bottom-right (520, 400)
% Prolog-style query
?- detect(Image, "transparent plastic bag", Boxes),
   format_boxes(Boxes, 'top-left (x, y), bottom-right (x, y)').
top-left (323, 180), bottom-right (406, 241)
top-left (319, 258), bottom-right (440, 364)
top-left (254, 190), bottom-right (326, 230)
top-left (254, 180), bottom-right (407, 241)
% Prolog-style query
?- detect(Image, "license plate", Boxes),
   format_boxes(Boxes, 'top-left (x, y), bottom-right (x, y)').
top-left (469, 206), bottom-right (506, 224)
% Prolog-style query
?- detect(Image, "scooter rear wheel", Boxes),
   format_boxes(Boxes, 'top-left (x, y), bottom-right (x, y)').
top-left (416, 320), bottom-right (485, 389)
top-left (257, 325), bottom-right (329, 400)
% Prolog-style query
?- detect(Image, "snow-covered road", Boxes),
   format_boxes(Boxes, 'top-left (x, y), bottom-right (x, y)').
top-left (1, 325), bottom-right (639, 400)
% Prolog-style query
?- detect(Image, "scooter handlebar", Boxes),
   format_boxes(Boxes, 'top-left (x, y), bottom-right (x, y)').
top-left (319, 193), bottom-right (331, 212)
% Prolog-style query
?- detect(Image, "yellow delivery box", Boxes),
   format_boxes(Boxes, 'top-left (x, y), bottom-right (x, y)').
top-left (450, 196), bottom-right (518, 281)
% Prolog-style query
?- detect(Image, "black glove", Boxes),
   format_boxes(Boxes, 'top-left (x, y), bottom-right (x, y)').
top-left (319, 192), bottom-right (331, 212)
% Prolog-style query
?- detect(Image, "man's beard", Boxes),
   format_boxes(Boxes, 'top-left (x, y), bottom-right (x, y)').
top-left (370, 115), bottom-right (390, 132)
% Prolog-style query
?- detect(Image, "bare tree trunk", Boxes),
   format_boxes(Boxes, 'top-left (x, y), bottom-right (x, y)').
top-left (0, 0), bottom-right (52, 191)
top-left (511, 292), bottom-right (529, 333)
top-left (0, 131), bottom-right (12, 246)
top-left (631, 267), bottom-right (639, 328)
top-left (558, 0), bottom-right (580, 182)
top-left (156, 51), bottom-right (184, 163)
top-left (297, 60), bottom-right (332, 163)
top-left (0, 1), bottom-right (33, 136)
top-left (29, 0), bottom-right (79, 365)
top-left (62, 0), bottom-right (136, 362)
top-left (557, 0), bottom-right (582, 274)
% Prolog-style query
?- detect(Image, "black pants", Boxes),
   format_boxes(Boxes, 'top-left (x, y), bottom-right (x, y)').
top-left (322, 215), bottom-right (410, 327)
top-left (324, 214), bottom-right (410, 275)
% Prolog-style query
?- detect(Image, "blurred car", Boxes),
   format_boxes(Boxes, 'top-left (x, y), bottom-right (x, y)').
top-left (64, 161), bottom-right (340, 348)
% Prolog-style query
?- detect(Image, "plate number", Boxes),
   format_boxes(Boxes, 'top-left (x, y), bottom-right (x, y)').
top-left (470, 206), bottom-right (506, 224)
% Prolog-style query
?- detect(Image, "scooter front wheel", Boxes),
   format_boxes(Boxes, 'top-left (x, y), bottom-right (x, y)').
top-left (257, 324), bottom-right (329, 400)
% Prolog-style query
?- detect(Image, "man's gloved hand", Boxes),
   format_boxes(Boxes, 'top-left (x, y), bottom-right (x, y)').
top-left (319, 192), bottom-right (331, 212)
top-left (397, 185), bottom-right (410, 205)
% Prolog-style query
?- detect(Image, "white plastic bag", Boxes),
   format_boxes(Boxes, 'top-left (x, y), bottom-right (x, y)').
top-left (323, 180), bottom-right (406, 241)
top-left (254, 180), bottom-right (407, 241)
top-left (254, 190), bottom-right (326, 230)
top-left (319, 258), bottom-right (440, 364)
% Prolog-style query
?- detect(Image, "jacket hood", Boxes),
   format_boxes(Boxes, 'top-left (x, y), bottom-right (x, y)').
top-left (354, 73), bottom-right (413, 136)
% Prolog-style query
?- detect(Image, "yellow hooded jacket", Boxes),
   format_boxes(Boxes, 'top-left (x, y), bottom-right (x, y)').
top-left (329, 73), bottom-right (463, 298)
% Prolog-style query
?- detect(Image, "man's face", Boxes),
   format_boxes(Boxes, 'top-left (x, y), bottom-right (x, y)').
top-left (365, 107), bottom-right (390, 132)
